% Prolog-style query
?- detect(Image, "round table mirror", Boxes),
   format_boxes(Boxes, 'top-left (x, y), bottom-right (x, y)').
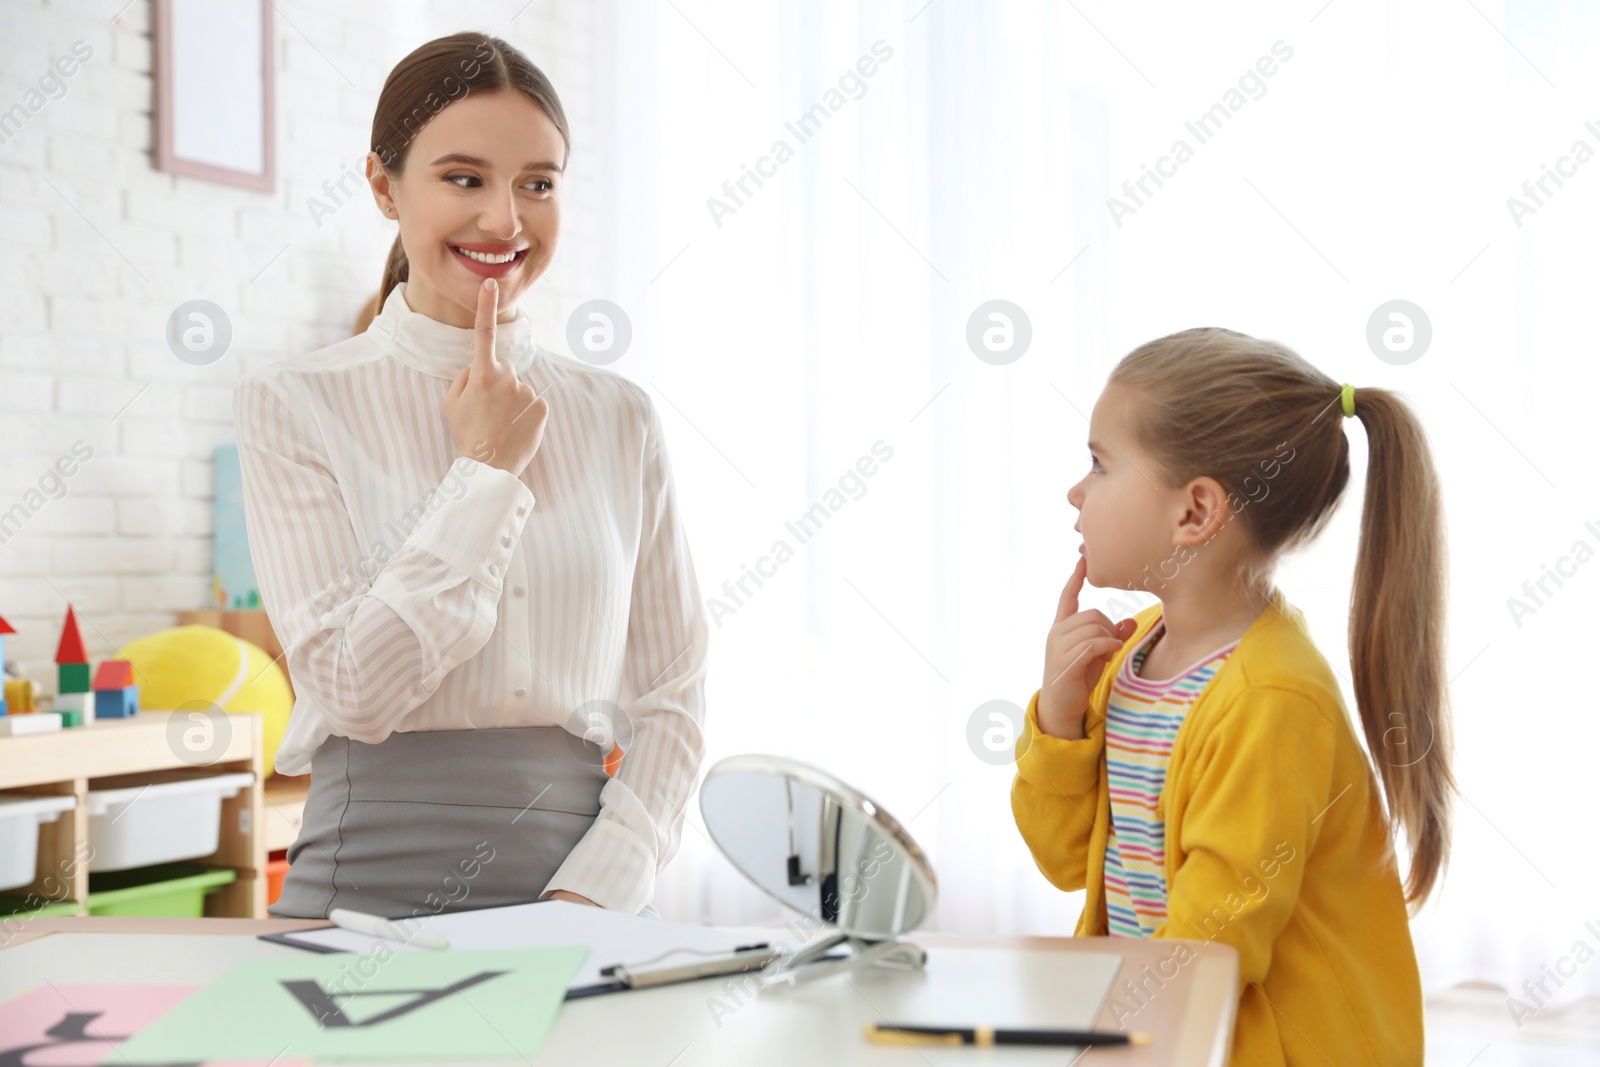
top-left (699, 753), bottom-right (938, 984)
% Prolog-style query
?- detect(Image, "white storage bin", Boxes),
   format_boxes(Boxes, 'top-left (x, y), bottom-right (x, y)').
top-left (0, 795), bottom-right (76, 891)
top-left (85, 772), bottom-right (254, 873)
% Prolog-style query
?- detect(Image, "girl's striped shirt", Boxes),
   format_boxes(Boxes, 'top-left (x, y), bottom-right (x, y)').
top-left (1103, 619), bottom-right (1239, 938)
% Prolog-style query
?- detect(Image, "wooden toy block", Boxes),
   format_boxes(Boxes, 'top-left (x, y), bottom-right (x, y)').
top-left (59, 707), bottom-right (83, 728)
top-left (4, 678), bottom-right (36, 713)
top-left (95, 684), bottom-right (139, 719)
top-left (92, 659), bottom-right (135, 690)
top-left (0, 711), bottom-right (62, 736)
top-left (58, 662), bottom-right (91, 695)
top-left (55, 605), bottom-right (91, 694)
top-left (55, 606), bottom-right (86, 656)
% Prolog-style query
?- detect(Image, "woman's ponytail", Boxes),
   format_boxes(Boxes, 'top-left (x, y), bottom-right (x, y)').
top-left (379, 233), bottom-right (407, 308)
top-left (1346, 388), bottom-right (1454, 909)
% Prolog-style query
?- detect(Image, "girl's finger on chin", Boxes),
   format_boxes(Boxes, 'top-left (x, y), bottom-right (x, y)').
top-left (1057, 553), bottom-right (1086, 621)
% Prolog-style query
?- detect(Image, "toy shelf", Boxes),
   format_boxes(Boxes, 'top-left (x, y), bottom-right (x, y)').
top-left (0, 710), bottom-right (264, 918)
top-left (262, 774), bottom-right (309, 853)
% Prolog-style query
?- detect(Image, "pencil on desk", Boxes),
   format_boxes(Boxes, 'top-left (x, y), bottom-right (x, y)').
top-left (862, 1022), bottom-right (1151, 1047)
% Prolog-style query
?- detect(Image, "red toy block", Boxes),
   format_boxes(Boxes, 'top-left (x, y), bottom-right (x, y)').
top-left (92, 659), bottom-right (135, 690)
top-left (55, 605), bottom-right (87, 664)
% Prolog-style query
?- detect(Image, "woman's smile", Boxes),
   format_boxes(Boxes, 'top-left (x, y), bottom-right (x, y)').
top-left (448, 240), bottom-right (529, 279)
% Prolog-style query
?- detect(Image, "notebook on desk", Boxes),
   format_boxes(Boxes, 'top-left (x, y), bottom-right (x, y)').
top-left (260, 899), bottom-right (783, 997)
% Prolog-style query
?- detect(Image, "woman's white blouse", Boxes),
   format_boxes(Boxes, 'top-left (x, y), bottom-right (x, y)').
top-left (232, 281), bottom-right (709, 914)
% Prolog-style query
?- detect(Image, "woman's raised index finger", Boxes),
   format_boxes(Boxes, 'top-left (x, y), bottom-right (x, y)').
top-left (474, 278), bottom-right (499, 374)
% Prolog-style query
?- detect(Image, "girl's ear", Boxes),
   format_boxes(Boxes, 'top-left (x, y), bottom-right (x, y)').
top-left (1172, 475), bottom-right (1232, 547)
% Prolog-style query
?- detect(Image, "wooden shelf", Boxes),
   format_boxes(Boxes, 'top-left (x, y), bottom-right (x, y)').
top-left (262, 774), bottom-right (309, 854)
top-left (0, 711), bottom-right (264, 918)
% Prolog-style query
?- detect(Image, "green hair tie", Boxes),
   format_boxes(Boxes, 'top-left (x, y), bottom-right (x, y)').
top-left (1340, 383), bottom-right (1356, 418)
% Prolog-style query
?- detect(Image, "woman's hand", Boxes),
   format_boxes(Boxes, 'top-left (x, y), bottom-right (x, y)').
top-left (443, 278), bottom-right (550, 477)
top-left (544, 889), bottom-right (601, 907)
top-left (1037, 553), bottom-right (1138, 740)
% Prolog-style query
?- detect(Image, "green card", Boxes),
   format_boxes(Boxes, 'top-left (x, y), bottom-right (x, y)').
top-left (107, 946), bottom-right (588, 1063)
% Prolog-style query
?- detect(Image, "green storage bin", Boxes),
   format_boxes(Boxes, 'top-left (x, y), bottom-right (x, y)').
top-left (85, 864), bottom-right (237, 917)
top-left (0, 896), bottom-right (79, 918)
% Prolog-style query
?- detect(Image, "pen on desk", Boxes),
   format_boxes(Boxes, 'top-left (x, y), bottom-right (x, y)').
top-left (862, 1023), bottom-right (1150, 1047)
top-left (327, 907), bottom-right (451, 950)
top-left (601, 943), bottom-right (779, 988)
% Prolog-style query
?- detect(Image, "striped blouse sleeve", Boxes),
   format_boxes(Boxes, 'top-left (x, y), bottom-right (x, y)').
top-left (540, 392), bottom-right (710, 913)
top-left (233, 373), bottom-right (535, 745)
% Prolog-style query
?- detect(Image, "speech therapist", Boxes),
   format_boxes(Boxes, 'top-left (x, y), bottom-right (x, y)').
top-left (233, 31), bottom-right (708, 919)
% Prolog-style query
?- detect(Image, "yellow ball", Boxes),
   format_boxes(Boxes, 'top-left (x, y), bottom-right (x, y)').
top-left (117, 625), bottom-right (293, 777)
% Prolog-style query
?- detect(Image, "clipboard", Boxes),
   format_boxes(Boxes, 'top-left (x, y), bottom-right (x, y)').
top-left (258, 898), bottom-right (843, 998)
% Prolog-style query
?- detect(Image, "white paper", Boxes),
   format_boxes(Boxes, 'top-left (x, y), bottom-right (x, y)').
top-left (672, 945), bottom-right (1124, 1062)
top-left (846, 946), bottom-right (1123, 1030)
top-left (273, 901), bottom-right (774, 990)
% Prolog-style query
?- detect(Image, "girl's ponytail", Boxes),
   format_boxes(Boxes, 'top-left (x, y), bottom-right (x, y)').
top-left (1345, 388), bottom-right (1454, 907)
top-left (379, 233), bottom-right (407, 309)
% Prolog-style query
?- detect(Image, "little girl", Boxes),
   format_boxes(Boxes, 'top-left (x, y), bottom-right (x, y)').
top-left (1012, 327), bottom-right (1451, 1066)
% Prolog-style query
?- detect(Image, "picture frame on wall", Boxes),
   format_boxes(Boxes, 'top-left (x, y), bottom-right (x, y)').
top-left (152, 0), bottom-right (275, 192)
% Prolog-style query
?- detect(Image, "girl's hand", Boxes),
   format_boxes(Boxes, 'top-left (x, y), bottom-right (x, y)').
top-left (543, 889), bottom-right (601, 907)
top-left (1037, 553), bottom-right (1138, 740)
top-left (443, 279), bottom-right (549, 477)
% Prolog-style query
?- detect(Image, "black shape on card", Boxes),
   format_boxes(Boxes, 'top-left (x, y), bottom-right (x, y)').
top-left (280, 969), bottom-right (509, 1027)
top-left (0, 1009), bottom-right (200, 1067)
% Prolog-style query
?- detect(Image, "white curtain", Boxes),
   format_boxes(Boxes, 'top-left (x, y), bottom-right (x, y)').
top-left (575, 0), bottom-right (1600, 1007)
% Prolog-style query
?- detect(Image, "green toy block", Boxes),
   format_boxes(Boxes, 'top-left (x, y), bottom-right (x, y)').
top-left (60, 708), bottom-right (83, 728)
top-left (58, 662), bottom-right (91, 694)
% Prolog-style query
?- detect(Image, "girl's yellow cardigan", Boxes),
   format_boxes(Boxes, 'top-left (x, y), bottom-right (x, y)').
top-left (1011, 589), bottom-right (1423, 1066)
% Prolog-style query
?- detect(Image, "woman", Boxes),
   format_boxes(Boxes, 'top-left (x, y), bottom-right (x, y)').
top-left (235, 32), bottom-right (708, 920)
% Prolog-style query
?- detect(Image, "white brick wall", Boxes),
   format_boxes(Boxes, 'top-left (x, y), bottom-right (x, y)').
top-left (0, 0), bottom-right (600, 690)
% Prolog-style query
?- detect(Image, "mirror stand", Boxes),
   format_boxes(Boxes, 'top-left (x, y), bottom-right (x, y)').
top-left (757, 930), bottom-right (928, 989)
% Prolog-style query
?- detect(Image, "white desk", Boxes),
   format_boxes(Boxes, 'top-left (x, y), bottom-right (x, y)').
top-left (1, 918), bottom-right (1238, 1065)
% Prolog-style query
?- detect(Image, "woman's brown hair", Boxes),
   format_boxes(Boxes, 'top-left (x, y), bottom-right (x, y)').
top-left (1109, 327), bottom-right (1453, 909)
top-left (370, 32), bottom-right (570, 306)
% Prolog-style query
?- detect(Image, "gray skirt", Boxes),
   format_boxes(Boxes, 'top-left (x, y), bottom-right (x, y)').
top-left (269, 724), bottom-right (647, 919)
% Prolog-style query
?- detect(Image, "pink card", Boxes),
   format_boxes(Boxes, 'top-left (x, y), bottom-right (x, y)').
top-left (0, 985), bottom-right (307, 1067)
